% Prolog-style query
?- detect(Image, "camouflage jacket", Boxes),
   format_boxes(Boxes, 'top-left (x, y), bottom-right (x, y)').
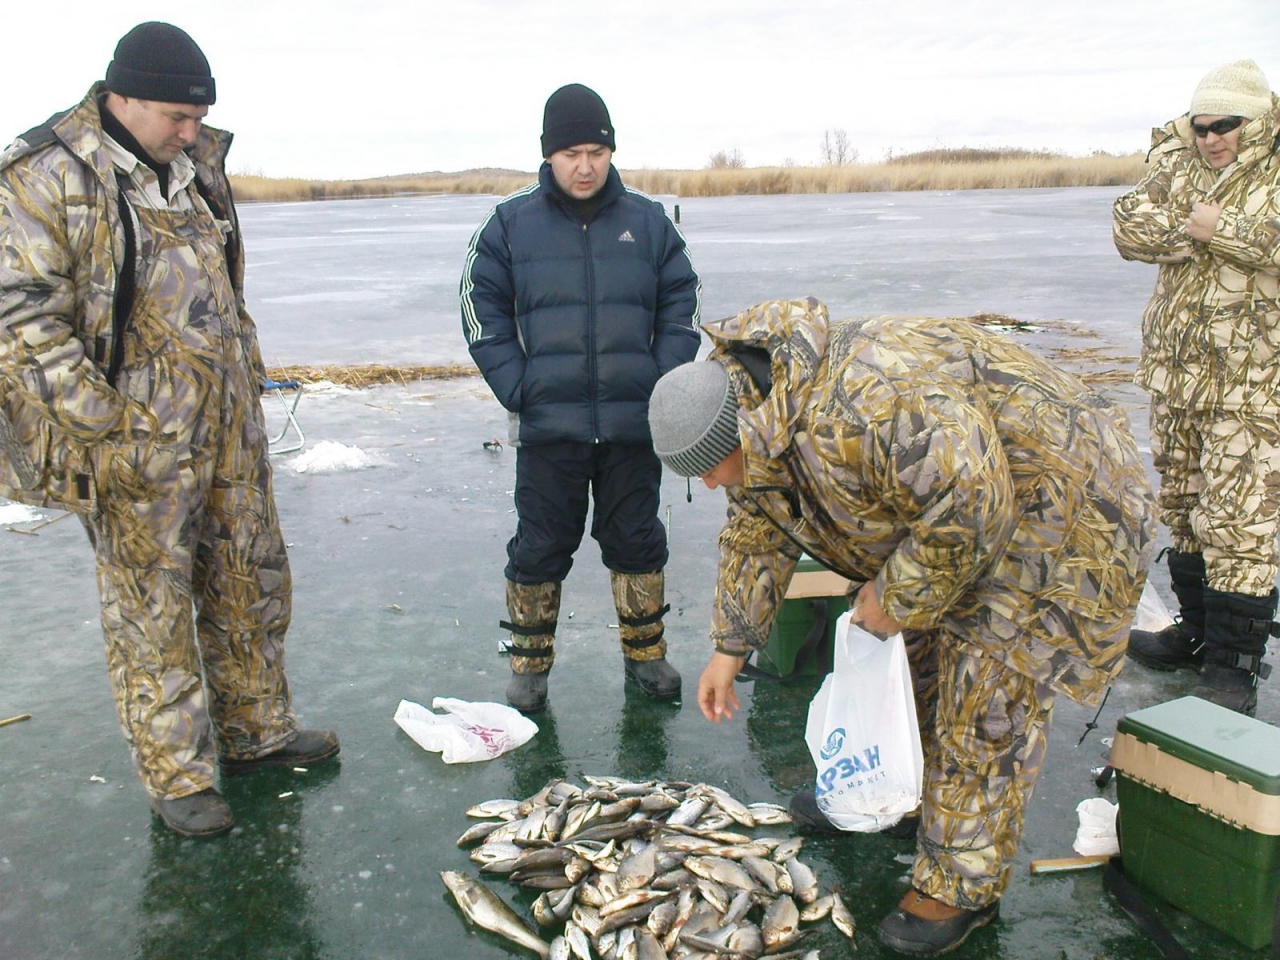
top-left (1113, 94), bottom-right (1280, 411)
top-left (0, 83), bottom-right (261, 511)
top-left (706, 299), bottom-right (1155, 706)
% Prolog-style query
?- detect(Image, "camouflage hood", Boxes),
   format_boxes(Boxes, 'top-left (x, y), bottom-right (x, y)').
top-left (700, 298), bottom-right (1155, 705)
top-left (1114, 92), bottom-right (1280, 411)
top-left (699, 297), bottom-right (829, 464)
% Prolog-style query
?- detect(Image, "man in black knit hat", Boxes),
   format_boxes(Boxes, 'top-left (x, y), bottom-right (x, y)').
top-left (461, 83), bottom-right (702, 714)
top-left (0, 22), bottom-right (339, 838)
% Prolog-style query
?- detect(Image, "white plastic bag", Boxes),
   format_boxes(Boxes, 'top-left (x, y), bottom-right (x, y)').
top-left (393, 697), bottom-right (538, 763)
top-left (1072, 797), bottom-right (1120, 856)
top-left (1132, 581), bottom-right (1174, 634)
top-left (804, 612), bottom-right (924, 832)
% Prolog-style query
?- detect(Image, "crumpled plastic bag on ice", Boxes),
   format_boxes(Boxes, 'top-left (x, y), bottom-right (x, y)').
top-left (1132, 581), bottom-right (1174, 634)
top-left (393, 698), bottom-right (537, 763)
top-left (1072, 797), bottom-right (1119, 856)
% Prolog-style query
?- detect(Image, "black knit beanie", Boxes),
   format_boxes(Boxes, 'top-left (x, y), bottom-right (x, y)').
top-left (105, 22), bottom-right (216, 105)
top-left (541, 84), bottom-right (615, 158)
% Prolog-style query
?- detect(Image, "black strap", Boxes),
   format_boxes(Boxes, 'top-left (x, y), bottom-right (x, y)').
top-left (621, 628), bottom-right (664, 651)
top-left (618, 604), bottom-right (670, 628)
top-left (106, 172), bottom-right (136, 389)
top-left (737, 597), bottom-right (831, 683)
top-left (498, 619), bottom-right (557, 637)
top-left (1102, 858), bottom-right (1190, 960)
top-left (503, 645), bottom-right (554, 660)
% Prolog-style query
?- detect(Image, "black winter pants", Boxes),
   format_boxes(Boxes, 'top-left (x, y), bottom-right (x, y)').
top-left (505, 441), bottom-right (668, 583)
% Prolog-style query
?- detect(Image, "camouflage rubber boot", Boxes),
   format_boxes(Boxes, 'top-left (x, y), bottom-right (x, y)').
top-left (501, 580), bottom-right (561, 714)
top-left (611, 570), bottom-right (681, 701)
top-left (1128, 550), bottom-right (1206, 672)
top-left (1193, 587), bottom-right (1277, 717)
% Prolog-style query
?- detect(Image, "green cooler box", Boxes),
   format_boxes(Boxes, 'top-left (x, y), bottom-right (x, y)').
top-left (1109, 696), bottom-right (1280, 949)
top-left (754, 556), bottom-right (851, 678)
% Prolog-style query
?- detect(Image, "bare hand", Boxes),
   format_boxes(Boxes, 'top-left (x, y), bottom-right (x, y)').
top-left (697, 652), bottom-right (744, 722)
top-left (1185, 202), bottom-right (1222, 243)
top-left (852, 581), bottom-right (905, 636)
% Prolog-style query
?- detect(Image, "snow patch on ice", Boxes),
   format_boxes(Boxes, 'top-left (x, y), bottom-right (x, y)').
top-left (0, 501), bottom-right (49, 525)
top-left (291, 441), bottom-right (381, 474)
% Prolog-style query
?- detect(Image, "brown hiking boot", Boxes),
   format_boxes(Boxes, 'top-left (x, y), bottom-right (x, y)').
top-left (878, 889), bottom-right (999, 957)
top-left (219, 729), bottom-right (341, 776)
top-left (150, 787), bottom-right (234, 838)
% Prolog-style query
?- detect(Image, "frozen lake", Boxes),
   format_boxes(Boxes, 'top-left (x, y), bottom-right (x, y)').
top-left (11, 186), bottom-right (1247, 960)
top-left (240, 185), bottom-right (1154, 368)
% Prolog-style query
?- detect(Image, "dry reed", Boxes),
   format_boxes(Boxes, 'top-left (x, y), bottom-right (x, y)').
top-left (232, 150), bottom-right (1146, 203)
top-left (264, 315), bottom-right (1138, 390)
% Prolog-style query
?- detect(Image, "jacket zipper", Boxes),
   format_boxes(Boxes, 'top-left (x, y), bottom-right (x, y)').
top-left (583, 221), bottom-right (600, 442)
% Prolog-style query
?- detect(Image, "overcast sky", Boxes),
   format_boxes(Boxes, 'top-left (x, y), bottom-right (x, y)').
top-left (2, 0), bottom-right (1277, 181)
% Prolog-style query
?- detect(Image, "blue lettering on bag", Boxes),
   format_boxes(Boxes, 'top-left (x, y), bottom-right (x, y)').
top-left (813, 745), bottom-right (883, 798)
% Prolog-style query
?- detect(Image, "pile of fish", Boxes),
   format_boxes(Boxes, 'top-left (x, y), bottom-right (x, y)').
top-left (440, 775), bottom-right (856, 959)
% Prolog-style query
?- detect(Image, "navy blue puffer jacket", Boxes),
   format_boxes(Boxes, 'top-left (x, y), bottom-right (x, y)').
top-left (461, 164), bottom-right (701, 445)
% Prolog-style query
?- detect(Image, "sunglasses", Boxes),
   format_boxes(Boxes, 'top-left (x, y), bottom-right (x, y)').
top-left (1192, 116), bottom-right (1245, 138)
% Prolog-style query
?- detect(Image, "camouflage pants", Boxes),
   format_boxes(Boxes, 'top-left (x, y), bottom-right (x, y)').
top-left (904, 629), bottom-right (1055, 908)
top-left (1150, 397), bottom-right (1280, 594)
top-left (85, 432), bottom-right (297, 800)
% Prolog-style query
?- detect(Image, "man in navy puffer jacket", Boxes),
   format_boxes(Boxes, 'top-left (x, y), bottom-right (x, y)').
top-left (461, 83), bottom-right (701, 713)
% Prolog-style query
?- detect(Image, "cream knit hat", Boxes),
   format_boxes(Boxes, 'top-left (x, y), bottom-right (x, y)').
top-left (1190, 60), bottom-right (1272, 120)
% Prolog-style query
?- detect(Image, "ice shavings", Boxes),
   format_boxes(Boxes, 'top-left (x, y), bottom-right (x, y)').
top-left (292, 441), bottom-right (380, 474)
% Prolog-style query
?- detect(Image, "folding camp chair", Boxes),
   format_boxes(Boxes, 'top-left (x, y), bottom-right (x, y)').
top-left (262, 377), bottom-right (306, 454)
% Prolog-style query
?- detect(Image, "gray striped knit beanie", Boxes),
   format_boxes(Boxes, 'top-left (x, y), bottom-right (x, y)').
top-left (649, 361), bottom-right (741, 477)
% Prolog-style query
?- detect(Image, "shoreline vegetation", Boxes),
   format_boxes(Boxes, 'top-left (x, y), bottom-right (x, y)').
top-left (231, 147), bottom-right (1147, 203)
top-left (263, 316), bottom-right (1138, 391)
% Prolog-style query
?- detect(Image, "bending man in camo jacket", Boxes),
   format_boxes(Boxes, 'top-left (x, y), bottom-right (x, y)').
top-left (1115, 59), bottom-right (1280, 716)
top-left (0, 22), bottom-right (338, 838)
top-left (648, 298), bottom-right (1155, 957)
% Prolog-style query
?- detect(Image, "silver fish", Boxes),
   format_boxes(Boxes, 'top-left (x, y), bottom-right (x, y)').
top-left (785, 856), bottom-right (820, 904)
top-left (684, 855), bottom-right (757, 891)
top-left (564, 920), bottom-right (593, 960)
top-left (762, 894), bottom-right (802, 950)
top-left (747, 802), bottom-right (793, 826)
top-left (798, 893), bottom-right (833, 922)
top-left (634, 928), bottom-right (670, 960)
top-left (467, 798), bottom-right (521, 819)
top-left (457, 819), bottom-right (504, 847)
top-left (770, 837), bottom-right (804, 863)
top-left (440, 870), bottom-right (551, 959)
top-left (666, 796), bottom-right (709, 827)
top-left (471, 840), bottom-right (524, 865)
top-left (616, 844), bottom-right (658, 892)
top-left (742, 855), bottom-right (782, 894)
top-left (830, 889), bottom-right (856, 938)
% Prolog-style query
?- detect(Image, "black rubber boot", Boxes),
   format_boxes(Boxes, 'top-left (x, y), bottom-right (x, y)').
top-left (506, 672), bottom-right (549, 714)
top-left (1128, 550), bottom-right (1206, 672)
top-left (613, 570), bottom-right (681, 701)
top-left (501, 580), bottom-right (560, 714)
top-left (623, 657), bottom-right (682, 700)
top-left (149, 787), bottom-right (234, 838)
top-left (1192, 587), bottom-right (1276, 716)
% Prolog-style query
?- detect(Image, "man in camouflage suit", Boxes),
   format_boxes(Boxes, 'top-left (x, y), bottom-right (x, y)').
top-left (0, 22), bottom-right (338, 838)
top-left (1115, 59), bottom-right (1280, 716)
top-left (648, 298), bottom-right (1155, 957)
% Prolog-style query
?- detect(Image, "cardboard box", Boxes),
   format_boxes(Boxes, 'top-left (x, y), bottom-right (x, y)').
top-left (754, 556), bottom-right (850, 678)
top-left (1109, 696), bottom-right (1280, 949)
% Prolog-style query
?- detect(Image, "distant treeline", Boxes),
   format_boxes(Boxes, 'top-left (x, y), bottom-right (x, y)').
top-left (229, 148), bottom-right (1147, 203)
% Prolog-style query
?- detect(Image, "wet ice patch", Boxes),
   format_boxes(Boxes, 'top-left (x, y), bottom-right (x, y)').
top-left (291, 441), bottom-right (380, 474)
top-left (0, 501), bottom-right (49, 525)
